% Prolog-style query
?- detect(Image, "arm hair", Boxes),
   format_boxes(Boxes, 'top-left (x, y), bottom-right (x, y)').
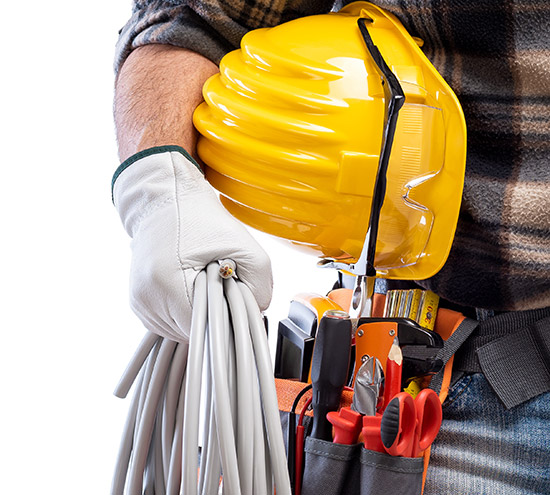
top-left (114, 44), bottom-right (218, 162)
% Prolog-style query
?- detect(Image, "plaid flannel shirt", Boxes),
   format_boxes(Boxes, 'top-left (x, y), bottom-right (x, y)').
top-left (115, 1), bottom-right (550, 312)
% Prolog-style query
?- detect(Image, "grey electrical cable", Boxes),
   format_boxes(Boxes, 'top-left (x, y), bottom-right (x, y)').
top-left (162, 341), bottom-right (188, 478)
top-left (223, 298), bottom-right (238, 495)
top-left (130, 345), bottom-right (160, 495)
top-left (223, 297), bottom-right (238, 438)
top-left (263, 422), bottom-right (274, 495)
top-left (238, 281), bottom-right (292, 495)
top-left (224, 277), bottom-right (257, 495)
top-left (200, 324), bottom-right (223, 495)
top-left (182, 270), bottom-right (208, 495)
top-left (135, 338), bottom-right (161, 441)
top-left (166, 362), bottom-right (186, 495)
top-left (143, 419), bottom-right (157, 495)
top-left (201, 398), bottom-right (222, 495)
top-left (114, 332), bottom-right (160, 399)
top-left (198, 332), bottom-right (213, 495)
top-left (153, 408), bottom-right (165, 495)
top-left (127, 338), bottom-right (177, 495)
top-left (113, 263), bottom-right (292, 495)
top-left (206, 263), bottom-right (242, 495)
top-left (251, 370), bottom-right (268, 495)
top-left (111, 370), bottom-right (145, 495)
top-left (165, 367), bottom-right (186, 495)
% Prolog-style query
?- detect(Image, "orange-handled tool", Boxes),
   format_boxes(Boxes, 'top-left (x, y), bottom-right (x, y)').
top-left (326, 407), bottom-right (362, 445)
top-left (362, 414), bottom-right (385, 453)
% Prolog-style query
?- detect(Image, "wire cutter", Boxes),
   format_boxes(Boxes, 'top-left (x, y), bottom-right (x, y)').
top-left (326, 357), bottom-right (384, 449)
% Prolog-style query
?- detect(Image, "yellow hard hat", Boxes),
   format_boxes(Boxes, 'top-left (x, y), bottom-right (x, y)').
top-left (193, 1), bottom-right (466, 280)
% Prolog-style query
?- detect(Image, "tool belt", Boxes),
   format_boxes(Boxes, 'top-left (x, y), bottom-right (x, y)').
top-left (276, 294), bottom-right (550, 495)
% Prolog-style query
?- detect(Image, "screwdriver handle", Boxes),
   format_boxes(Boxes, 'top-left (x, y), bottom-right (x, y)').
top-left (310, 311), bottom-right (352, 441)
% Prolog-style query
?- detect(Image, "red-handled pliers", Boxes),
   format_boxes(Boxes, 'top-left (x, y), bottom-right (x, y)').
top-left (326, 408), bottom-right (386, 453)
top-left (326, 407), bottom-right (362, 444)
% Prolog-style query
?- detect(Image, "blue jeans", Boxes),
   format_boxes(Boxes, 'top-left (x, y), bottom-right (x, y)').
top-left (425, 373), bottom-right (550, 494)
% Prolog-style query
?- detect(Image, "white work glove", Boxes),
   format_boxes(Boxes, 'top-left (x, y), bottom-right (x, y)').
top-left (113, 147), bottom-right (272, 342)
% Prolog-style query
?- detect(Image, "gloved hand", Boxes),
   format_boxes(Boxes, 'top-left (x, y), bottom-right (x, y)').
top-left (112, 146), bottom-right (273, 342)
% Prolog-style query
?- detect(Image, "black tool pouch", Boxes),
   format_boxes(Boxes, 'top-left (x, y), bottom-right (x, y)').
top-left (300, 437), bottom-right (424, 495)
top-left (301, 438), bottom-right (360, 495)
top-left (358, 448), bottom-right (424, 495)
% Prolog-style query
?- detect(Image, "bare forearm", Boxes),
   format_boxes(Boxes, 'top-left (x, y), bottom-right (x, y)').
top-left (114, 44), bottom-right (218, 162)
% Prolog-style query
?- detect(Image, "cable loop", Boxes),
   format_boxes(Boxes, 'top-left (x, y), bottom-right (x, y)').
top-left (111, 263), bottom-right (291, 495)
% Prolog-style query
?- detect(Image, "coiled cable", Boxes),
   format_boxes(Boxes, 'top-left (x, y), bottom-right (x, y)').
top-left (111, 263), bottom-right (291, 495)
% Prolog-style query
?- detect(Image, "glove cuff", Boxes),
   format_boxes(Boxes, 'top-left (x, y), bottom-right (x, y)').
top-left (111, 145), bottom-right (203, 201)
top-left (113, 146), bottom-right (206, 237)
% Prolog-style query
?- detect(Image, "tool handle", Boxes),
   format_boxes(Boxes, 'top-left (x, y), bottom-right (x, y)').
top-left (310, 313), bottom-right (352, 440)
top-left (361, 414), bottom-right (385, 453)
top-left (326, 408), bottom-right (362, 445)
top-left (380, 393), bottom-right (416, 457)
top-left (411, 388), bottom-right (442, 457)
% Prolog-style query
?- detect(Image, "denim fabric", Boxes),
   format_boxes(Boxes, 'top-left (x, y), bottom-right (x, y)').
top-left (425, 373), bottom-right (550, 494)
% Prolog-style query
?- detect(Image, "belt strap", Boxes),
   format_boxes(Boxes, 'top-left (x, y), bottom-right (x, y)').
top-left (476, 316), bottom-right (550, 408)
top-left (429, 318), bottom-right (479, 395)
top-left (431, 308), bottom-right (550, 409)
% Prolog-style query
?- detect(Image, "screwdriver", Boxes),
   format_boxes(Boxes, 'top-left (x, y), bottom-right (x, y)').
top-left (310, 310), bottom-right (352, 441)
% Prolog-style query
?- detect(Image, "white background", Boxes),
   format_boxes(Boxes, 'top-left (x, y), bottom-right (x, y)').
top-left (0, 2), bottom-right (335, 493)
